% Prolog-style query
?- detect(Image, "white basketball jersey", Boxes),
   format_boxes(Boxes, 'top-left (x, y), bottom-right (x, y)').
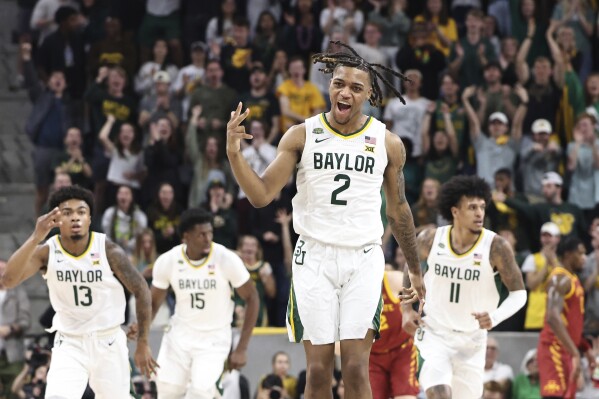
top-left (293, 113), bottom-right (388, 247)
top-left (423, 226), bottom-right (500, 332)
top-left (44, 232), bottom-right (126, 334)
top-left (152, 243), bottom-right (250, 331)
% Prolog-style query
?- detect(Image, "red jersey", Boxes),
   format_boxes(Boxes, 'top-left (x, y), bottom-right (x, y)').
top-left (540, 267), bottom-right (584, 347)
top-left (371, 272), bottom-right (411, 354)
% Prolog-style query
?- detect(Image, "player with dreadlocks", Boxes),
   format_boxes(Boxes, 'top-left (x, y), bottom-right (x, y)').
top-left (226, 42), bottom-right (424, 399)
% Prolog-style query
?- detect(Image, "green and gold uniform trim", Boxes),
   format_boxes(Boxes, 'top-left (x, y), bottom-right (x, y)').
top-left (371, 293), bottom-right (384, 339)
top-left (320, 113), bottom-right (373, 139)
top-left (287, 282), bottom-right (304, 342)
top-left (181, 243), bottom-right (213, 268)
top-left (416, 346), bottom-right (424, 379)
top-left (447, 227), bottom-right (485, 258)
top-left (58, 232), bottom-right (94, 260)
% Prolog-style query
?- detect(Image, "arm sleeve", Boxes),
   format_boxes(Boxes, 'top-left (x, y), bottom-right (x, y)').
top-left (222, 250), bottom-right (251, 289)
top-left (151, 253), bottom-right (171, 290)
top-left (490, 290), bottom-right (527, 328)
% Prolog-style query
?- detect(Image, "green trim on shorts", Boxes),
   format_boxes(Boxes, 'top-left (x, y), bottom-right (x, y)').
top-left (287, 282), bottom-right (304, 342)
top-left (371, 293), bottom-right (384, 339)
top-left (215, 367), bottom-right (226, 396)
top-left (416, 346), bottom-right (424, 380)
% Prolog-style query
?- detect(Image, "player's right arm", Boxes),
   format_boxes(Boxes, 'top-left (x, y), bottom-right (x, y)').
top-left (3, 208), bottom-right (59, 288)
top-left (226, 102), bottom-right (303, 208)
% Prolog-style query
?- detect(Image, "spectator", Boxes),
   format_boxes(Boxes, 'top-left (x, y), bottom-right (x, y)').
top-left (581, 217), bottom-right (599, 336)
top-left (276, 56), bottom-right (326, 133)
top-left (237, 119), bottom-right (277, 235)
top-left (202, 179), bottom-right (237, 249)
top-left (172, 41), bottom-right (206, 120)
top-left (516, 21), bottom-right (564, 136)
top-left (134, 38), bottom-right (179, 97)
top-left (281, 0), bottom-right (323, 63)
top-left (221, 17), bottom-right (255, 94)
top-left (267, 49), bottom-right (289, 93)
top-left (510, 0), bottom-right (549, 66)
top-left (29, 0), bottom-right (78, 46)
top-left (252, 11), bottom-right (281, 72)
top-left (131, 228), bottom-right (158, 281)
top-left (484, 337), bottom-right (514, 393)
top-left (366, 0), bottom-right (411, 50)
top-left (52, 127), bottom-right (92, 189)
top-left (421, 102), bottom-right (459, 184)
top-left (410, 177), bottom-right (442, 234)
top-left (138, 71), bottom-right (183, 134)
top-left (511, 349), bottom-right (541, 399)
top-left (256, 352), bottom-right (297, 399)
top-left (11, 359), bottom-right (49, 399)
top-left (247, 0), bottom-right (281, 37)
top-left (521, 222), bottom-right (561, 331)
top-left (239, 63), bottom-right (281, 144)
top-left (146, 183), bottom-right (183, 255)
top-left (519, 119), bottom-right (561, 202)
top-left (142, 118), bottom-right (183, 208)
top-left (482, 380), bottom-right (506, 399)
top-left (186, 107), bottom-right (236, 208)
top-left (414, 0), bottom-right (457, 57)
top-left (78, 0), bottom-right (109, 47)
top-left (138, 0), bottom-right (182, 66)
top-left (384, 69), bottom-right (430, 159)
top-left (448, 8), bottom-right (497, 88)
top-left (351, 21), bottom-right (389, 68)
top-left (461, 85), bottom-right (527, 185)
top-left (319, 0), bottom-right (364, 50)
top-left (498, 171), bottom-right (587, 251)
top-left (205, 0), bottom-right (237, 48)
top-left (498, 37), bottom-right (519, 86)
top-left (36, 6), bottom-right (86, 99)
top-left (0, 260), bottom-right (31, 399)
top-left (482, 15), bottom-right (501, 58)
top-left (395, 23), bottom-right (446, 102)
top-left (188, 60), bottom-right (237, 142)
top-left (476, 62), bottom-right (517, 127)
top-left (98, 115), bottom-right (145, 202)
top-left (22, 42), bottom-right (76, 216)
top-left (566, 113), bottom-right (599, 218)
top-left (584, 72), bottom-right (599, 124)
top-left (101, 185), bottom-right (148, 256)
top-left (257, 374), bottom-right (284, 399)
top-left (87, 16), bottom-right (137, 80)
top-left (236, 235), bottom-right (276, 327)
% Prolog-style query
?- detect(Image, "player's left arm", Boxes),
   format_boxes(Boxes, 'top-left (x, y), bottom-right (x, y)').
top-left (383, 131), bottom-right (424, 305)
top-left (105, 239), bottom-right (158, 377)
top-left (230, 279), bottom-right (259, 369)
top-left (474, 235), bottom-right (527, 329)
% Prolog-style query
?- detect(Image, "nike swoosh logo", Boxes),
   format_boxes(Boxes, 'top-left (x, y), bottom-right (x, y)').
top-left (315, 137), bottom-right (331, 143)
top-left (364, 247), bottom-right (373, 254)
top-left (178, 268), bottom-right (186, 272)
top-left (108, 339), bottom-right (115, 346)
top-left (437, 252), bottom-right (445, 256)
top-left (57, 259), bottom-right (64, 263)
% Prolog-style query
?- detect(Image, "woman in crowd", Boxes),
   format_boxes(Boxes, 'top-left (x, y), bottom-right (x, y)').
top-left (134, 38), bottom-right (179, 96)
top-left (146, 182), bottom-right (182, 255)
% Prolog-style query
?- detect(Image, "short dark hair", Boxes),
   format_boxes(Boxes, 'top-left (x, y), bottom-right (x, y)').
top-left (179, 208), bottom-right (213, 235)
top-left (49, 185), bottom-right (95, 215)
top-left (54, 6), bottom-right (78, 24)
top-left (261, 374), bottom-right (283, 389)
top-left (233, 16), bottom-right (250, 28)
top-left (494, 168), bottom-right (512, 179)
top-left (439, 176), bottom-right (492, 222)
top-left (557, 236), bottom-right (582, 258)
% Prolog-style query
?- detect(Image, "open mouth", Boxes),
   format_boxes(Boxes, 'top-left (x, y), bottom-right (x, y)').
top-left (337, 102), bottom-right (351, 115)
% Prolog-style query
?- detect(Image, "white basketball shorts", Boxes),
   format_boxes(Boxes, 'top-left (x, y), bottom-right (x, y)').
top-left (45, 326), bottom-right (130, 399)
top-left (414, 320), bottom-right (487, 399)
top-left (286, 236), bottom-right (385, 345)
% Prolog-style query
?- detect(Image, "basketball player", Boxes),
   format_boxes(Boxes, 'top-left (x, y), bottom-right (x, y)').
top-left (3, 185), bottom-right (157, 399)
top-left (369, 267), bottom-right (419, 399)
top-left (226, 42), bottom-right (424, 399)
top-left (148, 208), bottom-right (259, 399)
top-left (537, 236), bottom-right (588, 399)
top-left (402, 176), bottom-right (526, 399)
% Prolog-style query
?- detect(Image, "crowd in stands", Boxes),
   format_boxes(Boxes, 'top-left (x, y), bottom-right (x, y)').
top-left (6, 0), bottom-right (599, 397)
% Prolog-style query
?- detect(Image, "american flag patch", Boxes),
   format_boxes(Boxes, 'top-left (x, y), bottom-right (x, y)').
top-left (474, 253), bottom-right (482, 260)
top-left (91, 252), bottom-right (99, 260)
top-left (365, 136), bottom-right (376, 145)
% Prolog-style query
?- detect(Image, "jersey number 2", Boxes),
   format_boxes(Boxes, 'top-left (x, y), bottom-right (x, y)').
top-left (331, 174), bottom-right (351, 205)
top-left (73, 285), bottom-right (92, 306)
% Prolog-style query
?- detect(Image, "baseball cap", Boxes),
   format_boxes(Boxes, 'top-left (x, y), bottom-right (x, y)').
top-left (541, 171), bottom-right (563, 186)
top-left (207, 179), bottom-right (225, 190)
top-left (532, 119), bottom-right (552, 134)
top-left (489, 112), bottom-right (508, 125)
top-left (190, 41), bottom-right (208, 53)
top-left (540, 222), bottom-right (560, 236)
top-left (153, 71), bottom-right (171, 84)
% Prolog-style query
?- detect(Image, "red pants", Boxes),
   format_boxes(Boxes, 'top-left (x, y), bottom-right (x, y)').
top-left (369, 338), bottom-right (419, 399)
top-left (538, 340), bottom-right (577, 399)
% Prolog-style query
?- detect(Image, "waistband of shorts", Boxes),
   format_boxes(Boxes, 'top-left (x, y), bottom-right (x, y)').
top-left (51, 325), bottom-right (122, 338)
top-left (298, 235), bottom-right (380, 250)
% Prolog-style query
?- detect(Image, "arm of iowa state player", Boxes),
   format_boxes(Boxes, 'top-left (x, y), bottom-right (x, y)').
top-left (546, 274), bottom-right (579, 357)
top-left (383, 132), bottom-right (424, 304)
top-left (105, 239), bottom-right (158, 378)
top-left (483, 235), bottom-right (526, 329)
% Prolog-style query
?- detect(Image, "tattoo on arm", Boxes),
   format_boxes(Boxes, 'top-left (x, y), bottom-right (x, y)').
top-left (106, 240), bottom-right (152, 341)
top-left (490, 236), bottom-right (525, 291)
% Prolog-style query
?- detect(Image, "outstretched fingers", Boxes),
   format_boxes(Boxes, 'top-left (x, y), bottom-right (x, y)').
top-left (228, 102), bottom-right (251, 129)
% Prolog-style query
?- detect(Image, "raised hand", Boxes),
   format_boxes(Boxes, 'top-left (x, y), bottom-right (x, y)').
top-left (33, 208), bottom-right (62, 242)
top-left (226, 102), bottom-right (253, 154)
